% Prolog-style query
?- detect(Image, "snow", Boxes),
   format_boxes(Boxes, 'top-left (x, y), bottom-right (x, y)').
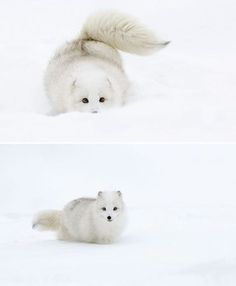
top-left (0, 0), bottom-right (236, 142)
top-left (0, 144), bottom-right (236, 285)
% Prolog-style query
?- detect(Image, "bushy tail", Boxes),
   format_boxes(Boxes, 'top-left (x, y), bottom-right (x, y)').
top-left (80, 11), bottom-right (170, 55)
top-left (32, 210), bottom-right (61, 231)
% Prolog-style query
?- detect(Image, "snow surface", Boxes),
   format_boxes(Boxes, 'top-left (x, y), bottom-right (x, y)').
top-left (0, 144), bottom-right (236, 285)
top-left (0, 0), bottom-right (236, 142)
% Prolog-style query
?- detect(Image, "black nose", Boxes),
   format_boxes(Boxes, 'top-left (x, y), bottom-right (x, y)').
top-left (92, 110), bottom-right (98, 114)
top-left (107, 216), bottom-right (111, 220)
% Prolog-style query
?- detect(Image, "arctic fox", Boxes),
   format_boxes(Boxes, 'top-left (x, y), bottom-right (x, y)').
top-left (33, 191), bottom-right (126, 244)
top-left (45, 11), bottom-right (169, 114)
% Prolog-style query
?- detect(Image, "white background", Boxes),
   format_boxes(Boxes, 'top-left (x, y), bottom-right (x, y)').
top-left (0, 0), bottom-right (235, 142)
top-left (0, 144), bottom-right (236, 285)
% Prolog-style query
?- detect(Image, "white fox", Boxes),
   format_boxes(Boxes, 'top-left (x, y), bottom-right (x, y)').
top-left (44, 11), bottom-right (169, 114)
top-left (33, 191), bottom-right (126, 244)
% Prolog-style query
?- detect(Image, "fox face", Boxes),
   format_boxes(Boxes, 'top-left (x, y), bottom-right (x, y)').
top-left (68, 74), bottom-right (123, 113)
top-left (96, 191), bottom-right (124, 222)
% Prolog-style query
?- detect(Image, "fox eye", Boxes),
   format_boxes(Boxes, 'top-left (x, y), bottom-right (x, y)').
top-left (102, 207), bottom-right (106, 211)
top-left (113, 207), bottom-right (118, 211)
top-left (99, 97), bottom-right (106, 103)
top-left (82, 98), bottom-right (89, 104)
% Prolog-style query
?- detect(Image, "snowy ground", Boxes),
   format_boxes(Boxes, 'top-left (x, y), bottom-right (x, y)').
top-left (2, 206), bottom-right (236, 286)
top-left (0, 0), bottom-right (236, 142)
top-left (0, 144), bottom-right (236, 285)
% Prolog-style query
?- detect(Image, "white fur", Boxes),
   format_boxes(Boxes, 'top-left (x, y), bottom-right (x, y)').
top-left (44, 11), bottom-right (169, 114)
top-left (80, 11), bottom-right (169, 55)
top-left (32, 210), bottom-right (61, 231)
top-left (33, 191), bottom-right (127, 244)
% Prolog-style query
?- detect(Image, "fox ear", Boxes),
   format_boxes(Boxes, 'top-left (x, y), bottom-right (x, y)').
top-left (117, 191), bottom-right (122, 196)
top-left (98, 191), bottom-right (103, 197)
top-left (72, 79), bottom-right (77, 88)
top-left (107, 78), bottom-right (112, 88)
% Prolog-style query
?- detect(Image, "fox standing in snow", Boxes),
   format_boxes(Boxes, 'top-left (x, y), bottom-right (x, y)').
top-left (33, 191), bottom-right (126, 244)
top-left (45, 11), bottom-right (169, 114)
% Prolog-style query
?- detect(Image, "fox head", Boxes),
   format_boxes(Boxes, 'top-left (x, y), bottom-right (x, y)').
top-left (67, 70), bottom-right (124, 113)
top-left (96, 191), bottom-right (124, 222)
